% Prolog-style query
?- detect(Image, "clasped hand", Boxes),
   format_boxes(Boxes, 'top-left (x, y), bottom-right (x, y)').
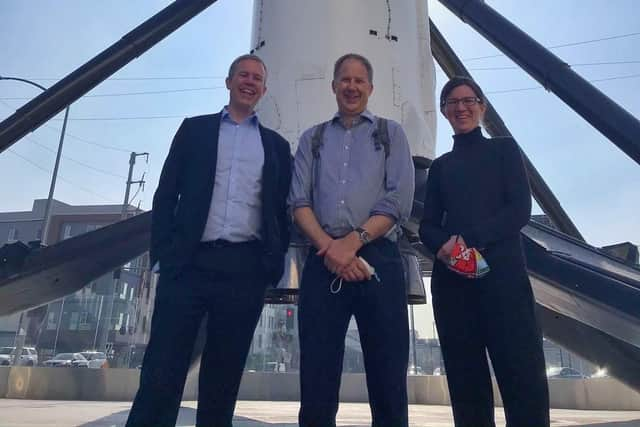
top-left (318, 238), bottom-right (372, 282)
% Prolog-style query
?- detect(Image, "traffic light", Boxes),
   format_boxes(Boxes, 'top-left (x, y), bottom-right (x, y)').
top-left (286, 308), bottom-right (295, 330)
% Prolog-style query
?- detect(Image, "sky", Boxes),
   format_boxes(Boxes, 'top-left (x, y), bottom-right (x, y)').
top-left (1, 1), bottom-right (639, 338)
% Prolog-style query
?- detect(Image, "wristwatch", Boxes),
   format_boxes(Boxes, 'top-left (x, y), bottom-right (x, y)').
top-left (355, 227), bottom-right (371, 245)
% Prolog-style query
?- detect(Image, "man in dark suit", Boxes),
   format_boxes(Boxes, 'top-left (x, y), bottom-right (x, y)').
top-left (126, 54), bottom-right (292, 427)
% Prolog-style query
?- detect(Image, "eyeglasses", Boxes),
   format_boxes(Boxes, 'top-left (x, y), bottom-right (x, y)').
top-left (442, 97), bottom-right (483, 107)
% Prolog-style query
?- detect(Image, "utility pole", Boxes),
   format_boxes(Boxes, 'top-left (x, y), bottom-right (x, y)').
top-left (410, 306), bottom-right (418, 374)
top-left (52, 298), bottom-right (66, 355)
top-left (98, 152), bottom-right (148, 364)
top-left (120, 152), bottom-right (148, 220)
top-left (0, 76), bottom-right (70, 246)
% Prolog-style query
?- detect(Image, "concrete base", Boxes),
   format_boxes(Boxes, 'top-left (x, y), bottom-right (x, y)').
top-left (2, 367), bottom-right (640, 411)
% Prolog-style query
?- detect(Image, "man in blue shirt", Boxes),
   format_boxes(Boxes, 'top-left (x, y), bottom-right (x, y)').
top-left (126, 54), bottom-right (292, 427)
top-left (289, 53), bottom-right (415, 427)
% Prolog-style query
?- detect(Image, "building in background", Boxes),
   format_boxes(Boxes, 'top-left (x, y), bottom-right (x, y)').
top-left (0, 199), bottom-right (151, 367)
top-left (248, 304), bottom-right (299, 372)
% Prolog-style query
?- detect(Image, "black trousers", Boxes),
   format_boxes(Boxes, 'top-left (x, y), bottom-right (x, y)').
top-left (298, 239), bottom-right (409, 427)
top-left (431, 259), bottom-right (550, 427)
top-left (125, 242), bottom-right (267, 427)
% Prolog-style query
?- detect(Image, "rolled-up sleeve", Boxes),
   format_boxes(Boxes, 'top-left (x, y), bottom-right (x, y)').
top-left (288, 128), bottom-right (314, 210)
top-left (370, 121), bottom-right (415, 224)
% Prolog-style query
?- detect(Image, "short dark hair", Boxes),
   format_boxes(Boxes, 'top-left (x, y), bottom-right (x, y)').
top-left (333, 53), bottom-right (374, 83)
top-left (440, 76), bottom-right (485, 108)
top-left (227, 54), bottom-right (267, 81)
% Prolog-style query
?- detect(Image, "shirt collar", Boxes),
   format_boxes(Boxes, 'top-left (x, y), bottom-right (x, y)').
top-left (221, 106), bottom-right (259, 126)
top-left (332, 109), bottom-right (375, 126)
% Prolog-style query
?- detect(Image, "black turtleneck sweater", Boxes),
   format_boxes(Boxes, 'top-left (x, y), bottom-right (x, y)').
top-left (419, 127), bottom-right (531, 267)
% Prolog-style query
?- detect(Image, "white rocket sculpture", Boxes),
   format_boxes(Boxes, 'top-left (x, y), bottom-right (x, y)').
top-left (250, 0), bottom-right (437, 162)
top-left (253, 1), bottom-right (435, 303)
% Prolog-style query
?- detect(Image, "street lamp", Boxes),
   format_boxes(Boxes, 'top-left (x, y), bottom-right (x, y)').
top-left (0, 75), bottom-right (70, 245)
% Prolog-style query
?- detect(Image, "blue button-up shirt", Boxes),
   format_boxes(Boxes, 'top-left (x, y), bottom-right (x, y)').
top-left (201, 107), bottom-right (264, 242)
top-left (289, 110), bottom-right (415, 240)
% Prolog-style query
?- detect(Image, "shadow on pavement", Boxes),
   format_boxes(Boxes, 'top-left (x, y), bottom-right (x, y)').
top-left (575, 421), bottom-right (640, 427)
top-left (75, 406), bottom-right (303, 427)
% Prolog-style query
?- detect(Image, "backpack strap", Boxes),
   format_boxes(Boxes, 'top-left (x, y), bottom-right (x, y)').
top-left (310, 121), bottom-right (328, 204)
top-left (311, 121), bottom-right (328, 159)
top-left (373, 117), bottom-right (391, 158)
top-left (310, 118), bottom-right (390, 198)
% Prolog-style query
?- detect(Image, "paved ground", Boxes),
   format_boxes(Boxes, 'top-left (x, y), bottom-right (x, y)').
top-left (1, 399), bottom-right (639, 426)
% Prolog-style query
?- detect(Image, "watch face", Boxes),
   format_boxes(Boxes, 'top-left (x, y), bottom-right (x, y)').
top-left (355, 227), bottom-right (369, 243)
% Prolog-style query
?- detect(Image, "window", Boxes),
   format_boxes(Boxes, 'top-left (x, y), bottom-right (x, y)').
top-left (115, 313), bottom-right (124, 331)
top-left (62, 225), bottom-right (72, 240)
top-left (47, 312), bottom-right (56, 330)
top-left (69, 312), bottom-right (79, 330)
top-left (120, 282), bottom-right (128, 300)
top-left (142, 316), bottom-right (147, 333)
top-left (79, 312), bottom-right (90, 330)
top-left (7, 227), bottom-right (18, 242)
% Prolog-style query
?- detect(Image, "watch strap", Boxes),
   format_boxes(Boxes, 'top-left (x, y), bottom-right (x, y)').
top-left (355, 227), bottom-right (371, 244)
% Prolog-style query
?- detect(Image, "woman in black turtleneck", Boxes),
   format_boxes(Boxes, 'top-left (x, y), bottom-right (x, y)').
top-left (419, 77), bottom-right (549, 427)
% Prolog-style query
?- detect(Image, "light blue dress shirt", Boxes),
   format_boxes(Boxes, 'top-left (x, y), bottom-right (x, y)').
top-left (201, 107), bottom-right (265, 242)
top-left (288, 110), bottom-right (415, 240)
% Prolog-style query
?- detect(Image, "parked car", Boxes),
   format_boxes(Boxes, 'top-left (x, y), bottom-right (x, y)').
top-left (590, 368), bottom-right (609, 378)
top-left (0, 346), bottom-right (38, 366)
top-left (408, 365), bottom-right (424, 375)
top-left (43, 352), bottom-right (86, 367)
top-left (546, 366), bottom-right (587, 379)
top-left (73, 351), bottom-right (108, 369)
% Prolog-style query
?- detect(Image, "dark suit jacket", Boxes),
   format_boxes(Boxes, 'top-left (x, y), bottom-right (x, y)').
top-left (150, 113), bottom-right (292, 285)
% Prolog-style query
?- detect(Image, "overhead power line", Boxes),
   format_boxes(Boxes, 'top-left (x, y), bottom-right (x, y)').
top-left (20, 76), bottom-right (226, 82)
top-left (1, 86), bottom-right (226, 101)
top-left (485, 73), bottom-right (640, 95)
top-left (5, 61), bottom-right (638, 104)
top-left (467, 60), bottom-right (640, 71)
top-left (6, 149), bottom-right (119, 203)
top-left (42, 125), bottom-right (134, 153)
top-left (464, 31), bottom-right (640, 62)
top-left (54, 114), bottom-right (187, 122)
top-left (1, 98), bottom-right (136, 153)
top-left (24, 136), bottom-right (128, 179)
top-left (36, 73), bottom-right (640, 121)
top-left (0, 99), bottom-right (16, 110)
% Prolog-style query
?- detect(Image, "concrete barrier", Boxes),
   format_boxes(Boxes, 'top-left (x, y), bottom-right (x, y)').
top-left (0, 367), bottom-right (10, 398)
top-left (407, 375), bottom-right (450, 406)
top-left (547, 377), bottom-right (640, 411)
top-left (3, 367), bottom-right (198, 401)
top-left (2, 367), bottom-right (640, 410)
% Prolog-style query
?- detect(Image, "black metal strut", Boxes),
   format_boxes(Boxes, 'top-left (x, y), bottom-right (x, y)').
top-left (437, 0), bottom-right (640, 166)
top-left (0, 0), bottom-right (217, 153)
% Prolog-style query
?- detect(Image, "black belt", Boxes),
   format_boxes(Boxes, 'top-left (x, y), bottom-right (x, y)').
top-left (199, 239), bottom-right (260, 250)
